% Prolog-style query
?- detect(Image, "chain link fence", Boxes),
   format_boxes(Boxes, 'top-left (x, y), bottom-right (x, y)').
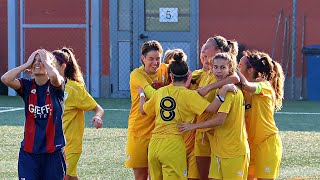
top-left (110, 0), bottom-right (198, 97)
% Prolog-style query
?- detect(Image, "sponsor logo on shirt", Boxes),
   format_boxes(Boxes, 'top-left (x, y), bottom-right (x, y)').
top-left (265, 167), bottom-right (271, 173)
top-left (31, 89), bottom-right (36, 94)
top-left (28, 104), bottom-right (52, 119)
top-left (245, 104), bottom-right (252, 110)
top-left (237, 171), bottom-right (243, 176)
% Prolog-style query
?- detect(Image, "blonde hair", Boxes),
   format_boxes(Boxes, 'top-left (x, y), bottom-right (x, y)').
top-left (163, 49), bottom-right (175, 64)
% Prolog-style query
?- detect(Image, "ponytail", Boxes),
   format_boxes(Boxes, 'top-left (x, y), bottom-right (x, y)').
top-left (243, 50), bottom-right (284, 111)
top-left (52, 47), bottom-right (85, 85)
top-left (227, 40), bottom-right (239, 61)
top-left (207, 36), bottom-right (239, 61)
top-left (270, 60), bottom-right (285, 111)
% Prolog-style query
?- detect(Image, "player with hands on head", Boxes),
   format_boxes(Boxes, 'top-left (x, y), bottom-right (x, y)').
top-left (1, 49), bottom-right (66, 180)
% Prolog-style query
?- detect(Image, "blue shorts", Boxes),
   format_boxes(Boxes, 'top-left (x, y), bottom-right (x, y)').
top-left (18, 148), bottom-right (66, 180)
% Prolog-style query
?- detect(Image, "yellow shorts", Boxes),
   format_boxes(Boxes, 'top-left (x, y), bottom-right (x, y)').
top-left (248, 134), bottom-right (282, 179)
top-left (125, 135), bottom-right (150, 168)
top-left (148, 135), bottom-right (187, 180)
top-left (65, 153), bottom-right (81, 177)
top-left (194, 130), bottom-right (213, 157)
top-left (187, 150), bottom-right (199, 179)
top-left (209, 154), bottom-right (249, 180)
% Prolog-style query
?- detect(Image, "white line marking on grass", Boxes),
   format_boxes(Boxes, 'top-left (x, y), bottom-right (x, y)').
top-left (0, 108), bottom-right (24, 113)
top-left (276, 112), bottom-right (320, 115)
top-left (0, 107), bottom-right (23, 109)
top-left (0, 107), bottom-right (319, 114)
top-left (103, 108), bottom-right (130, 112)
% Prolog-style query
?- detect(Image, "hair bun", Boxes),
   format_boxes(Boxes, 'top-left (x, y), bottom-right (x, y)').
top-left (173, 52), bottom-right (183, 62)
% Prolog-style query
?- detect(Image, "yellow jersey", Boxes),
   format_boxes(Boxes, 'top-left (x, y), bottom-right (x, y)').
top-left (244, 81), bottom-right (279, 145)
top-left (212, 89), bottom-right (249, 158)
top-left (157, 63), bottom-right (171, 86)
top-left (189, 68), bottom-right (206, 90)
top-left (63, 80), bottom-right (97, 153)
top-left (143, 84), bottom-right (210, 136)
top-left (195, 71), bottom-right (217, 132)
top-left (128, 66), bottom-right (160, 138)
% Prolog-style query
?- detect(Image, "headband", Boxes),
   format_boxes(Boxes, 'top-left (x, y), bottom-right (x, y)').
top-left (170, 70), bottom-right (188, 78)
top-left (53, 54), bottom-right (68, 64)
top-left (243, 56), bottom-right (257, 72)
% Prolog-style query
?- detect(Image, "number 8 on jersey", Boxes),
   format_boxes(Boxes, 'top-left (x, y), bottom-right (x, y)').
top-left (160, 96), bottom-right (176, 121)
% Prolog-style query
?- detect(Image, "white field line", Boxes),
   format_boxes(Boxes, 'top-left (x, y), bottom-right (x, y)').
top-left (0, 108), bottom-right (24, 113)
top-left (276, 112), bottom-right (320, 115)
top-left (0, 107), bottom-right (130, 112)
top-left (103, 108), bottom-right (130, 112)
top-left (0, 107), bottom-right (319, 114)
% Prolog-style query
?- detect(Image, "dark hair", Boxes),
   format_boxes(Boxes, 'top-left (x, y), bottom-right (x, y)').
top-left (213, 52), bottom-right (237, 75)
top-left (141, 40), bottom-right (163, 56)
top-left (207, 35), bottom-right (239, 61)
top-left (243, 50), bottom-right (285, 110)
top-left (168, 49), bottom-right (189, 82)
top-left (52, 47), bottom-right (85, 85)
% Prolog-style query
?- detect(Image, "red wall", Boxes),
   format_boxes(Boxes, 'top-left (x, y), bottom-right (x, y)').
top-left (199, 0), bottom-right (320, 78)
top-left (24, 0), bottom-right (87, 73)
top-left (0, 0), bottom-right (8, 74)
top-left (0, 0), bottom-right (110, 77)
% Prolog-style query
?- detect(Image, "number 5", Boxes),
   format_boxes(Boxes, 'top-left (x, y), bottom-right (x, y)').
top-left (166, 10), bottom-right (172, 19)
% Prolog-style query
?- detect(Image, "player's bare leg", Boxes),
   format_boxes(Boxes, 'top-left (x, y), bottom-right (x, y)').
top-left (133, 168), bottom-right (148, 180)
top-left (196, 156), bottom-right (210, 180)
top-left (66, 175), bottom-right (78, 180)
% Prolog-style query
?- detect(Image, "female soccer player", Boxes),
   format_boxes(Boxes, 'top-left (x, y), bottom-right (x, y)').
top-left (139, 49), bottom-right (236, 180)
top-left (52, 47), bottom-right (104, 180)
top-left (179, 52), bottom-right (250, 180)
top-left (237, 50), bottom-right (284, 180)
top-left (1, 49), bottom-right (66, 180)
top-left (126, 40), bottom-right (167, 180)
top-left (152, 49), bottom-right (174, 89)
top-left (194, 36), bottom-right (239, 180)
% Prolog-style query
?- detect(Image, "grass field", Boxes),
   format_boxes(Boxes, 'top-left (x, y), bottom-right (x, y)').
top-left (0, 95), bottom-right (320, 179)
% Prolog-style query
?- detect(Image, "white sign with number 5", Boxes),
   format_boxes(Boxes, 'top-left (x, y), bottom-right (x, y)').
top-left (159, 8), bottom-right (178, 22)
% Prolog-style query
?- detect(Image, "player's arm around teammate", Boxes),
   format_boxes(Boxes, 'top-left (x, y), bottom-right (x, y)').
top-left (179, 53), bottom-right (250, 180)
top-left (196, 37), bottom-right (240, 97)
top-left (126, 40), bottom-right (166, 180)
top-left (192, 36), bottom-right (240, 180)
top-left (1, 49), bottom-right (66, 180)
top-left (138, 49), bottom-right (236, 180)
top-left (237, 50), bottom-right (284, 180)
